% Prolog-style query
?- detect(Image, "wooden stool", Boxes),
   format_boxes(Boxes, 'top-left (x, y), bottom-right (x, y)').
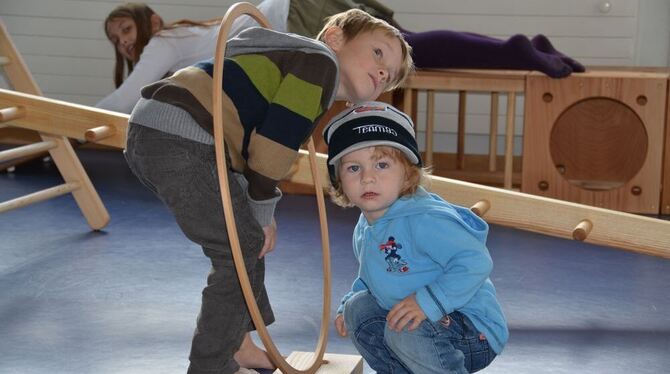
top-left (402, 69), bottom-right (529, 189)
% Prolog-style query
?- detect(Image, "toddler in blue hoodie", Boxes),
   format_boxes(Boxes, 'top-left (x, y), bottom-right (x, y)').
top-left (323, 101), bottom-right (508, 373)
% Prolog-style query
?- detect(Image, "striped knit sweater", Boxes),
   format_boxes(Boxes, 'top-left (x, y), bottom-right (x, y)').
top-left (129, 27), bottom-right (339, 217)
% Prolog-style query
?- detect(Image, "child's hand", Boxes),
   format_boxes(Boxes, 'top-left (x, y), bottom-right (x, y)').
top-left (335, 314), bottom-right (348, 337)
top-left (259, 217), bottom-right (277, 259)
top-left (386, 294), bottom-right (426, 332)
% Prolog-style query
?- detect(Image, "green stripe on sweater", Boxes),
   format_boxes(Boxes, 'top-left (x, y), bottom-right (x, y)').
top-left (231, 55), bottom-right (280, 103)
top-left (274, 73), bottom-right (323, 122)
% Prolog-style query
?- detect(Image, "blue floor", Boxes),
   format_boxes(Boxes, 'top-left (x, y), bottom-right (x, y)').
top-left (1, 149), bottom-right (669, 374)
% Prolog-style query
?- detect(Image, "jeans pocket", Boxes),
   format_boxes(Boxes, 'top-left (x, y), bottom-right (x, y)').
top-left (436, 312), bottom-right (466, 338)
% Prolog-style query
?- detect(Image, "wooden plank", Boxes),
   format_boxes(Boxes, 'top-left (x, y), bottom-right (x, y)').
top-left (0, 88), bottom-right (128, 148)
top-left (404, 69), bottom-right (528, 92)
top-left (488, 92), bottom-right (499, 171)
top-left (457, 91), bottom-right (466, 169)
top-left (503, 92), bottom-right (516, 189)
top-left (273, 352), bottom-right (363, 374)
top-left (425, 90), bottom-right (434, 167)
top-left (287, 150), bottom-right (670, 259)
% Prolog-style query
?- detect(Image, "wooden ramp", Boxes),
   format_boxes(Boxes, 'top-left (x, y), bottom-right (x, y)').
top-left (1, 86), bottom-right (669, 255)
top-left (287, 150), bottom-right (670, 259)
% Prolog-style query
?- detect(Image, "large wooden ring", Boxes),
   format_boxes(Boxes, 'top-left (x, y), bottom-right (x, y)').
top-left (212, 3), bottom-right (332, 373)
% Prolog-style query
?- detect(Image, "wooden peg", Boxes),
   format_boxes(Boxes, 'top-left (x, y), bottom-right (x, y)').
top-left (470, 199), bottom-right (491, 217)
top-left (0, 106), bottom-right (26, 123)
top-left (572, 219), bottom-right (593, 241)
top-left (85, 125), bottom-right (115, 142)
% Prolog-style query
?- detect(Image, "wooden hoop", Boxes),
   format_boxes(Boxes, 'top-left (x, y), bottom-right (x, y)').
top-left (212, 3), bottom-right (332, 373)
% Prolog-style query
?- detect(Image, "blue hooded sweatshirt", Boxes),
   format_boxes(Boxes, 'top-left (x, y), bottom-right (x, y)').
top-left (338, 187), bottom-right (508, 354)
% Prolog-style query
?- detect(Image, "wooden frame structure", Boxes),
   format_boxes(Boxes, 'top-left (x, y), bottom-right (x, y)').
top-left (0, 21), bottom-right (113, 230)
top-left (401, 69), bottom-right (529, 189)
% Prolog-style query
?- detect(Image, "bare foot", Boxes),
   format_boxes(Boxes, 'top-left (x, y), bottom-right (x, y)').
top-left (234, 333), bottom-right (275, 370)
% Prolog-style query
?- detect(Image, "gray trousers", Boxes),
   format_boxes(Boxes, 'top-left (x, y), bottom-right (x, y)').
top-left (125, 124), bottom-right (275, 374)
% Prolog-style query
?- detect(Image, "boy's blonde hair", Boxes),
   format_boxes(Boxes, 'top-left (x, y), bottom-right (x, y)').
top-left (329, 146), bottom-right (430, 208)
top-left (316, 9), bottom-right (413, 90)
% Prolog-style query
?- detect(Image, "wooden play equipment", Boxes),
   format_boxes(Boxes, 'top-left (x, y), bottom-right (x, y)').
top-left (288, 151), bottom-right (670, 259)
top-left (0, 89), bottom-right (126, 229)
top-left (522, 69), bottom-right (669, 214)
top-left (0, 20), bottom-right (120, 230)
top-left (1, 3), bottom-right (670, 372)
top-left (0, 20), bottom-right (51, 171)
top-left (3, 84), bottom-right (667, 252)
top-left (402, 69), bottom-right (529, 189)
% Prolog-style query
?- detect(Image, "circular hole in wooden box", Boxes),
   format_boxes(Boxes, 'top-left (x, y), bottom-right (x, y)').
top-left (549, 97), bottom-right (647, 191)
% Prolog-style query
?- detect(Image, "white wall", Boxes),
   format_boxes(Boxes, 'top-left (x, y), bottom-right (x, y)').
top-left (1, 0), bottom-right (668, 154)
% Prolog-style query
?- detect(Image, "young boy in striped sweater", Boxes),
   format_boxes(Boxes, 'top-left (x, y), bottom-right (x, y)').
top-left (124, 9), bottom-right (412, 374)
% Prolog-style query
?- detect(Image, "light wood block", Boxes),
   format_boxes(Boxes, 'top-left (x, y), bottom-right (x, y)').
top-left (522, 69), bottom-right (669, 214)
top-left (488, 92), bottom-right (499, 172)
top-left (273, 352), bottom-right (363, 374)
top-left (0, 89), bottom-right (128, 148)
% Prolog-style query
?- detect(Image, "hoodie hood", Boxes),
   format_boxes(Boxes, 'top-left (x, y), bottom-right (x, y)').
top-left (362, 186), bottom-right (488, 243)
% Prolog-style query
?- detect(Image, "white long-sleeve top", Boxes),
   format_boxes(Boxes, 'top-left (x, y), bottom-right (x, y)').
top-left (96, 0), bottom-right (289, 114)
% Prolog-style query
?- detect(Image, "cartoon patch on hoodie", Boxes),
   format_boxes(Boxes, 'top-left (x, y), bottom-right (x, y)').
top-left (379, 236), bottom-right (409, 273)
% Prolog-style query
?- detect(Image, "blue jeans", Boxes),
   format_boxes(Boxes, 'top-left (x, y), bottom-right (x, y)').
top-left (125, 124), bottom-right (274, 374)
top-left (343, 291), bottom-right (496, 373)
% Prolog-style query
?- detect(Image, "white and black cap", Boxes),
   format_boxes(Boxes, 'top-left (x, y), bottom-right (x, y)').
top-left (323, 101), bottom-right (422, 184)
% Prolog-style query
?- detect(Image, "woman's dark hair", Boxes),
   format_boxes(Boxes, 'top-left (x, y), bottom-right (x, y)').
top-left (104, 3), bottom-right (221, 87)
top-left (105, 3), bottom-right (162, 87)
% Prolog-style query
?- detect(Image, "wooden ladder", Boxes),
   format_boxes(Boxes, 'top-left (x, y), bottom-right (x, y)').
top-left (0, 20), bottom-right (110, 230)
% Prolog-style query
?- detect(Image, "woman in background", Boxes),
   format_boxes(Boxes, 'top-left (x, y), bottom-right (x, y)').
top-left (98, 0), bottom-right (583, 114)
top-left (96, 0), bottom-right (287, 113)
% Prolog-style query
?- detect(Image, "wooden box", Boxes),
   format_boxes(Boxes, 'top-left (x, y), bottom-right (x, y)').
top-left (522, 70), bottom-right (669, 214)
